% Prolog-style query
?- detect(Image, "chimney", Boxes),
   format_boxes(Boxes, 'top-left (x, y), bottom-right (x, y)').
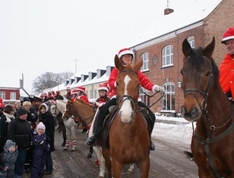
top-left (164, 8), bottom-right (174, 15)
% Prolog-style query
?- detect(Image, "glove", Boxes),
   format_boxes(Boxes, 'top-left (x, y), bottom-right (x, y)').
top-left (153, 85), bottom-right (165, 94)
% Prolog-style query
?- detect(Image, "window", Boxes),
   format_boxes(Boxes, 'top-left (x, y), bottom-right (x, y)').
top-left (162, 45), bottom-right (173, 67)
top-left (10, 92), bottom-right (16, 100)
top-left (94, 89), bottom-right (97, 99)
top-left (161, 82), bottom-right (175, 111)
top-left (139, 87), bottom-right (149, 106)
top-left (0, 91), bottom-right (5, 99)
top-left (187, 36), bottom-right (195, 48)
top-left (141, 52), bottom-right (149, 71)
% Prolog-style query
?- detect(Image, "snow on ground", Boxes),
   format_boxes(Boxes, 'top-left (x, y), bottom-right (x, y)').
top-left (152, 115), bottom-right (194, 149)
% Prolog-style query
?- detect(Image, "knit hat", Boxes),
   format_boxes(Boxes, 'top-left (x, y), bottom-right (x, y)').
top-left (118, 48), bottom-right (134, 59)
top-left (17, 107), bottom-right (28, 117)
top-left (221, 27), bottom-right (234, 43)
top-left (36, 122), bottom-right (45, 133)
top-left (77, 86), bottom-right (85, 92)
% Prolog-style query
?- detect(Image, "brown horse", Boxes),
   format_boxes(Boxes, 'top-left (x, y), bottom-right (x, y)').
top-left (103, 55), bottom-right (150, 178)
top-left (181, 37), bottom-right (234, 177)
top-left (62, 98), bottom-right (95, 126)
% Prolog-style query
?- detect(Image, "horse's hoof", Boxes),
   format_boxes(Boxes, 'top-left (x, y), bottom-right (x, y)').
top-left (71, 148), bottom-right (76, 151)
top-left (63, 147), bottom-right (68, 150)
top-left (86, 152), bottom-right (92, 158)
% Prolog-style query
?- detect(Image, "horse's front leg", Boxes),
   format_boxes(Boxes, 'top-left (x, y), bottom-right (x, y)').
top-left (93, 146), bottom-right (105, 177)
top-left (112, 158), bottom-right (124, 178)
top-left (71, 123), bottom-right (77, 151)
top-left (137, 158), bottom-right (150, 178)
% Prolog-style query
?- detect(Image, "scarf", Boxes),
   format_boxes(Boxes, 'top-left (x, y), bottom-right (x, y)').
top-left (3, 112), bottom-right (15, 123)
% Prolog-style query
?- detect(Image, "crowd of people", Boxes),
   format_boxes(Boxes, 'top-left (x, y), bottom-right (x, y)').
top-left (0, 29), bottom-right (234, 177)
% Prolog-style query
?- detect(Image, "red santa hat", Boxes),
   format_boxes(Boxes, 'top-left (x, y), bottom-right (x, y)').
top-left (71, 89), bottom-right (79, 95)
top-left (222, 27), bottom-right (234, 43)
top-left (77, 86), bottom-right (85, 92)
top-left (118, 48), bottom-right (134, 59)
top-left (98, 83), bottom-right (108, 92)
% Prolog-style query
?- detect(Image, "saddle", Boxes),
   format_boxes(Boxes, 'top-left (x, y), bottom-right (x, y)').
top-left (96, 106), bottom-right (153, 149)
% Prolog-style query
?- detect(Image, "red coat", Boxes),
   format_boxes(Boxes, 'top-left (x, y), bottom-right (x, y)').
top-left (108, 67), bottom-right (155, 96)
top-left (77, 95), bottom-right (90, 104)
top-left (219, 53), bottom-right (234, 97)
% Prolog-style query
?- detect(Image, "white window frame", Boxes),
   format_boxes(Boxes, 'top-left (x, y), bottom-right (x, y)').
top-left (0, 91), bottom-right (5, 99)
top-left (10, 92), bottom-right (16, 100)
top-left (162, 45), bottom-right (173, 67)
top-left (161, 82), bottom-right (175, 111)
top-left (141, 52), bottom-right (149, 71)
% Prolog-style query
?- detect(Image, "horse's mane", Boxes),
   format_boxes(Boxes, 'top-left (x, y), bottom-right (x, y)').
top-left (75, 98), bottom-right (92, 108)
top-left (188, 47), bottom-right (219, 81)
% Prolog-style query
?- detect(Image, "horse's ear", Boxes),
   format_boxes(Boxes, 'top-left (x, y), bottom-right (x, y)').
top-left (114, 54), bottom-right (124, 70)
top-left (134, 58), bottom-right (143, 72)
top-left (203, 37), bottom-right (215, 59)
top-left (182, 38), bottom-right (193, 57)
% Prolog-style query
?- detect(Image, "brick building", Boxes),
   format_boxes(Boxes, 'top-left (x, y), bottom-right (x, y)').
top-left (129, 0), bottom-right (233, 114)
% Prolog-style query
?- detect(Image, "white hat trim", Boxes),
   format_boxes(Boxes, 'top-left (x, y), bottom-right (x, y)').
top-left (77, 88), bottom-right (84, 92)
top-left (118, 50), bottom-right (134, 58)
top-left (222, 36), bottom-right (234, 42)
top-left (98, 87), bottom-right (108, 91)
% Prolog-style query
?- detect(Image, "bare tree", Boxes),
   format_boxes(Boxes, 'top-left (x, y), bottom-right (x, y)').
top-left (32, 72), bottom-right (73, 94)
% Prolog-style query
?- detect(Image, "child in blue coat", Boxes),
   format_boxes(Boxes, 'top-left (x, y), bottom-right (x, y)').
top-left (31, 122), bottom-right (49, 178)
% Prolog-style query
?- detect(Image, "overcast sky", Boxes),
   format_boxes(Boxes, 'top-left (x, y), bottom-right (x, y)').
top-left (0, 0), bottom-right (193, 94)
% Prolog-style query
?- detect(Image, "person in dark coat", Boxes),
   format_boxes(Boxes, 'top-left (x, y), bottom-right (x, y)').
top-left (7, 107), bottom-right (32, 178)
top-left (38, 103), bottom-right (55, 175)
top-left (31, 122), bottom-right (49, 178)
top-left (0, 105), bottom-right (15, 153)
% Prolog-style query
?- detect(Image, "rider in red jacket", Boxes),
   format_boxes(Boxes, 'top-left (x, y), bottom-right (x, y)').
top-left (76, 86), bottom-right (90, 104)
top-left (85, 48), bottom-right (165, 150)
top-left (219, 27), bottom-right (234, 100)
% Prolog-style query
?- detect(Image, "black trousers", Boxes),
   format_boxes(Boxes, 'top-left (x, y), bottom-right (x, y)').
top-left (94, 98), bottom-right (155, 135)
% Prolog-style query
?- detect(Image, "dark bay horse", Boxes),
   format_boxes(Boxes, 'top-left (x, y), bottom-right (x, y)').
top-left (181, 37), bottom-right (234, 177)
top-left (103, 55), bottom-right (150, 178)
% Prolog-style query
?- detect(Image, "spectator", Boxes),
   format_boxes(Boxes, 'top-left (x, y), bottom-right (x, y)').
top-left (13, 101), bottom-right (21, 118)
top-left (0, 140), bottom-right (18, 178)
top-left (31, 122), bottom-right (49, 178)
top-left (7, 107), bottom-right (32, 178)
top-left (0, 105), bottom-right (15, 153)
top-left (38, 103), bottom-right (55, 175)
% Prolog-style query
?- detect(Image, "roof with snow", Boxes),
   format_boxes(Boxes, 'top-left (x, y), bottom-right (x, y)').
top-left (128, 0), bottom-right (222, 47)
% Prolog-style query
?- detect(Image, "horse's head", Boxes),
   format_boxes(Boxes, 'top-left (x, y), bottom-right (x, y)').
top-left (115, 54), bottom-right (142, 123)
top-left (62, 99), bottom-right (75, 120)
top-left (180, 37), bottom-right (218, 122)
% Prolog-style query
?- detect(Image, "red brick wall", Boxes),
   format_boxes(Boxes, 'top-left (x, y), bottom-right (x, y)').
top-left (133, 0), bottom-right (234, 114)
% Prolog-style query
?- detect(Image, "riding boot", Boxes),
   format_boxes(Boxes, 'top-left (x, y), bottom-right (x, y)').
top-left (148, 109), bottom-right (156, 151)
top-left (85, 111), bottom-right (105, 146)
top-left (150, 140), bottom-right (155, 150)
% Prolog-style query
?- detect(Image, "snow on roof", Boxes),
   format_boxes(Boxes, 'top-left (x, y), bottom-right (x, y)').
top-left (129, 0), bottom-right (222, 47)
top-left (0, 67), bottom-right (21, 88)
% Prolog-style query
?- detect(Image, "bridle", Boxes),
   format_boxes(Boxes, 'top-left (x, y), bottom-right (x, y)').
top-left (116, 69), bottom-right (140, 115)
top-left (183, 56), bottom-right (213, 112)
top-left (183, 55), bottom-right (234, 178)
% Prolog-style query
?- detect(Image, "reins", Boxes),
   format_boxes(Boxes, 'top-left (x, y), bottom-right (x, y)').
top-left (185, 56), bottom-right (234, 178)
